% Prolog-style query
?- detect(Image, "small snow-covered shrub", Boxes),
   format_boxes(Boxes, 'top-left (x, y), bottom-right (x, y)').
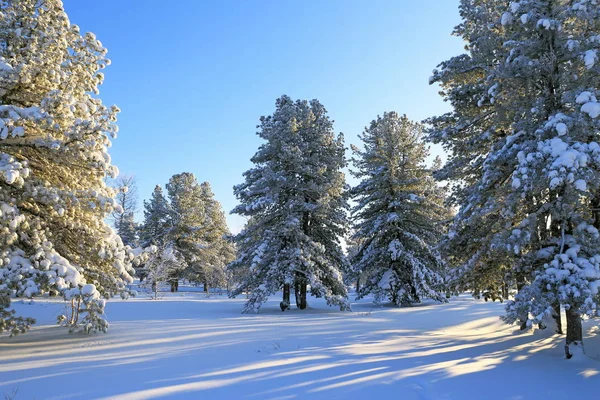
top-left (59, 285), bottom-right (109, 334)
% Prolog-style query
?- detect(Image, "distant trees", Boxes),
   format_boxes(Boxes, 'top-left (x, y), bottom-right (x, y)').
top-left (140, 174), bottom-right (233, 293)
top-left (140, 185), bottom-right (171, 248)
top-left (230, 95), bottom-right (350, 313)
top-left (0, 0), bottom-right (135, 334)
top-left (350, 113), bottom-right (448, 306)
top-left (429, 0), bottom-right (600, 357)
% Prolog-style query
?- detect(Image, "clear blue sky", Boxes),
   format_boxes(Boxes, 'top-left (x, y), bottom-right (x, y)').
top-left (62, 0), bottom-right (465, 233)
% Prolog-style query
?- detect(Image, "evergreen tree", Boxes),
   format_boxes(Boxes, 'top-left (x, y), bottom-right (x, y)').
top-left (166, 173), bottom-right (205, 291)
top-left (140, 185), bottom-right (171, 248)
top-left (350, 112), bottom-right (447, 306)
top-left (192, 182), bottom-right (235, 293)
top-left (498, 0), bottom-right (600, 357)
top-left (426, 0), bottom-right (513, 302)
top-left (118, 212), bottom-right (138, 247)
top-left (430, 0), bottom-right (600, 356)
top-left (111, 174), bottom-right (139, 246)
top-left (230, 95), bottom-right (350, 313)
top-left (140, 176), bottom-right (233, 292)
top-left (0, 0), bottom-right (134, 334)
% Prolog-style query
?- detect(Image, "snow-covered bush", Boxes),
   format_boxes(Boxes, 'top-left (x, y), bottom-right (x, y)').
top-left (143, 245), bottom-right (184, 299)
top-left (58, 284), bottom-right (109, 334)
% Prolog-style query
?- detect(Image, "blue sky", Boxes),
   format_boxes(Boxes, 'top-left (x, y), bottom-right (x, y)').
top-left (62, 0), bottom-right (465, 233)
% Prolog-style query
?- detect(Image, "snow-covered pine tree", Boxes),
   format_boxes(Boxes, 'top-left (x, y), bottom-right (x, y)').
top-left (165, 173), bottom-right (206, 291)
top-left (350, 112), bottom-right (447, 306)
top-left (193, 182), bottom-right (235, 293)
top-left (118, 213), bottom-right (137, 247)
top-left (136, 185), bottom-right (172, 282)
top-left (426, 0), bottom-right (515, 302)
top-left (111, 174), bottom-right (139, 247)
top-left (230, 95), bottom-right (350, 313)
top-left (141, 176), bottom-right (232, 293)
top-left (430, 0), bottom-right (600, 356)
top-left (139, 185), bottom-right (171, 248)
top-left (496, 0), bottom-right (600, 357)
top-left (0, 0), bottom-right (134, 334)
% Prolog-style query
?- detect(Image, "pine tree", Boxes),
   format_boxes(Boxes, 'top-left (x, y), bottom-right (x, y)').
top-left (111, 174), bottom-right (139, 246)
top-left (118, 213), bottom-right (138, 247)
top-left (193, 182), bottom-right (235, 293)
top-left (165, 173), bottom-right (205, 291)
top-left (0, 0), bottom-right (134, 334)
top-left (230, 95), bottom-right (350, 313)
top-left (350, 112), bottom-right (447, 306)
top-left (497, 0), bottom-right (600, 357)
top-left (430, 0), bottom-right (600, 356)
top-left (141, 175), bottom-right (233, 293)
top-left (140, 185), bottom-right (171, 247)
top-left (426, 0), bottom-right (513, 302)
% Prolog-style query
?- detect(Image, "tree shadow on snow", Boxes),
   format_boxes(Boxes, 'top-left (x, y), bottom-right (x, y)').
top-left (1, 295), bottom-right (599, 400)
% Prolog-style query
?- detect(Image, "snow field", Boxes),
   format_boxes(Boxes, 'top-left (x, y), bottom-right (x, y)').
top-left (1, 292), bottom-right (599, 400)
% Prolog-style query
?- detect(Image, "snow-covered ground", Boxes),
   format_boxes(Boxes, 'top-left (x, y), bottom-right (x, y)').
top-left (1, 291), bottom-right (599, 400)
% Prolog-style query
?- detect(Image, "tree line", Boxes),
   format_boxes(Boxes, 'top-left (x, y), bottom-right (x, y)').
top-left (111, 173), bottom-right (234, 294)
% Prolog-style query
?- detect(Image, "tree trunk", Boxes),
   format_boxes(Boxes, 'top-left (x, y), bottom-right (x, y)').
top-left (515, 272), bottom-right (525, 292)
top-left (299, 205), bottom-right (310, 311)
top-left (294, 280), bottom-right (300, 308)
top-left (552, 301), bottom-right (563, 334)
top-left (280, 283), bottom-right (291, 311)
top-left (501, 281), bottom-right (509, 300)
top-left (74, 297), bottom-right (81, 325)
top-left (592, 191), bottom-right (600, 230)
top-left (356, 277), bottom-right (360, 293)
top-left (410, 284), bottom-right (419, 304)
top-left (391, 284), bottom-right (398, 306)
top-left (299, 281), bottom-right (307, 310)
top-left (519, 320), bottom-right (528, 331)
top-left (204, 280), bottom-right (209, 294)
top-left (283, 284), bottom-right (290, 304)
top-left (565, 307), bottom-right (583, 358)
